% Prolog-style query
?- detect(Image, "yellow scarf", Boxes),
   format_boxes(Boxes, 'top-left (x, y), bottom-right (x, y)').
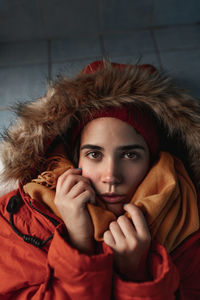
top-left (23, 152), bottom-right (199, 253)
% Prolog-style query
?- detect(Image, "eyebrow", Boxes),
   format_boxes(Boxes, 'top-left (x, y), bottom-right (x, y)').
top-left (80, 144), bottom-right (104, 151)
top-left (80, 144), bottom-right (145, 151)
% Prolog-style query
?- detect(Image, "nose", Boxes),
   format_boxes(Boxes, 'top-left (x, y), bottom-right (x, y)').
top-left (101, 158), bottom-right (122, 186)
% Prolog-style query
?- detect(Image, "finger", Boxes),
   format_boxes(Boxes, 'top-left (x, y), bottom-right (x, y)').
top-left (57, 170), bottom-right (90, 194)
top-left (74, 188), bottom-right (96, 207)
top-left (124, 204), bottom-right (150, 239)
top-left (57, 168), bottom-right (81, 188)
top-left (117, 215), bottom-right (136, 238)
top-left (68, 180), bottom-right (93, 199)
top-left (60, 168), bottom-right (82, 179)
top-left (103, 230), bottom-right (115, 248)
top-left (108, 221), bottom-right (126, 245)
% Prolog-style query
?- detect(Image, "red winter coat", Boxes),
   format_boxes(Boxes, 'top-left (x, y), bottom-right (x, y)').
top-left (1, 61), bottom-right (200, 299)
top-left (0, 185), bottom-right (200, 300)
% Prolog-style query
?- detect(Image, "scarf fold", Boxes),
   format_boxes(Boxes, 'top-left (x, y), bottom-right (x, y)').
top-left (23, 152), bottom-right (199, 253)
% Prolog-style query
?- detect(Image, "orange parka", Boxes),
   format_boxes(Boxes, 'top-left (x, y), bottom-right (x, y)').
top-left (0, 185), bottom-right (200, 299)
top-left (1, 61), bottom-right (200, 299)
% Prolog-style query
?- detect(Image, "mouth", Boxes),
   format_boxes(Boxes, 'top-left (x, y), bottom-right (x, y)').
top-left (99, 193), bottom-right (126, 204)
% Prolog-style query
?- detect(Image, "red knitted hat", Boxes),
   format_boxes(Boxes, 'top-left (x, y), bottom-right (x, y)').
top-left (81, 60), bottom-right (157, 74)
top-left (73, 105), bottom-right (159, 158)
top-left (72, 61), bottom-right (159, 157)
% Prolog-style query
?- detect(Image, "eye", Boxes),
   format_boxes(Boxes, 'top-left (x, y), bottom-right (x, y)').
top-left (122, 152), bottom-right (138, 160)
top-left (86, 151), bottom-right (102, 160)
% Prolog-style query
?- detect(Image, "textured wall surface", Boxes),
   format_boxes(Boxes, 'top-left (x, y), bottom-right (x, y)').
top-left (0, 0), bottom-right (199, 131)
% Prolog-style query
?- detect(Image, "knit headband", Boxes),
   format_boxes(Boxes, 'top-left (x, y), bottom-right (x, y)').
top-left (72, 60), bottom-right (159, 158)
top-left (72, 105), bottom-right (159, 158)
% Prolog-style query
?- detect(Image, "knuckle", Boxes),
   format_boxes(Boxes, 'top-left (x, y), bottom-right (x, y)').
top-left (59, 168), bottom-right (72, 179)
top-left (118, 242), bottom-right (128, 253)
top-left (83, 189), bottom-right (90, 198)
top-left (82, 189), bottom-right (94, 203)
top-left (66, 168), bottom-right (76, 175)
top-left (77, 180), bottom-right (85, 189)
top-left (67, 174), bottom-right (74, 182)
top-left (117, 215), bottom-right (124, 222)
top-left (129, 204), bottom-right (141, 214)
top-left (103, 230), bottom-right (110, 240)
top-left (109, 221), bottom-right (117, 230)
top-left (56, 174), bottom-right (64, 186)
top-left (140, 227), bottom-right (151, 242)
top-left (128, 237), bottom-right (138, 249)
top-left (133, 206), bottom-right (142, 216)
top-left (117, 215), bottom-right (127, 225)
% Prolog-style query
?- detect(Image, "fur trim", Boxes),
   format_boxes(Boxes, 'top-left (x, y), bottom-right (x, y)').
top-left (1, 62), bottom-right (200, 189)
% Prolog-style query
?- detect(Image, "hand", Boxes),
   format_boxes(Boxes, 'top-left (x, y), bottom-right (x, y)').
top-left (103, 204), bottom-right (151, 281)
top-left (54, 168), bottom-right (95, 254)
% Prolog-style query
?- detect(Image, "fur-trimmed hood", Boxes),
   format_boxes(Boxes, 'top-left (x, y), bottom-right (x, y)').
top-left (1, 60), bottom-right (200, 189)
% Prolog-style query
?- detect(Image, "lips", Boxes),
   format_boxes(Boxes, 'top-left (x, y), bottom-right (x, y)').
top-left (99, 194), bottom-right (126, 204)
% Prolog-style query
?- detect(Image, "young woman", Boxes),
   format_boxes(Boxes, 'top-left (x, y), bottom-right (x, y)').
top-left (0, 60), bottom-right (200, 299)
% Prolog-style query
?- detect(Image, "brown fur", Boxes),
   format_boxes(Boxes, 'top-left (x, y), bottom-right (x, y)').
top-left (1, 62), bottom-right (200, 189)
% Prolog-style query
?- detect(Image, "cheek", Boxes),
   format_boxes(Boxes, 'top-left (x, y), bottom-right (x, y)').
top-left (78, 160), bottom-right (99, 186)
top-left (125, 163), bottom-right (149, 189)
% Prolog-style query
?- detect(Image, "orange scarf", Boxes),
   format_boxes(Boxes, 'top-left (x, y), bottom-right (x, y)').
top-left (23, 152), bottom-right (199, 253)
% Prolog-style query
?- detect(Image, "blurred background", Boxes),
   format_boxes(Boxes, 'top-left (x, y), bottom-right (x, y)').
top-left (0, 0), bottom-right (199, 132)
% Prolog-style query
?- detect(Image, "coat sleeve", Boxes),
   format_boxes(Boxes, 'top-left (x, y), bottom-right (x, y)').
top-left (172, 231), bottom-right (200, 300)
top-left (113, 242), bottom-right (180, 300)
top-left (0, 222), bottom-right (114, 300)
top-left (46, 225), bottom-right (114, 300)
top-left (113, 237), bottom-right (200, 300)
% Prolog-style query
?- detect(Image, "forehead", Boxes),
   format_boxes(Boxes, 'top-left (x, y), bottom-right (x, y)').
top-left (80, 117), bottom-right (147, 146)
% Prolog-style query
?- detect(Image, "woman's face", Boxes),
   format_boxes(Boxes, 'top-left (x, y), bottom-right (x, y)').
top-left (78, 117), bottom-right (150, 216)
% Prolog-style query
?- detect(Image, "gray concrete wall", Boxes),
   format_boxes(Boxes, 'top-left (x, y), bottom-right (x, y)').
top-left (0, 0), bottom-right (199, 131)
